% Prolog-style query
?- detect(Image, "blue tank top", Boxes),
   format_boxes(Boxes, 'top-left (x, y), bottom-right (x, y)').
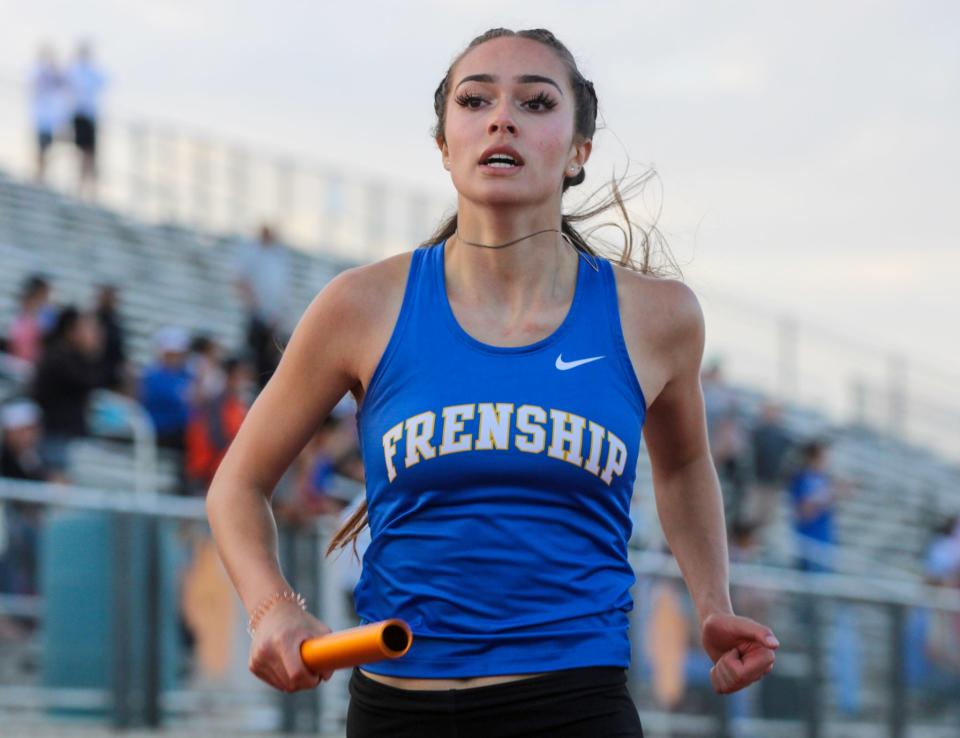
top-left (354, 240), bottom-right (647, 677)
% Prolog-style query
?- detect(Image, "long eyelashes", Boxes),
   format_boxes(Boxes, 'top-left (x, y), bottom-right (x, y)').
top-left (525, 91), bottom-right (557, 111)
top-left (454, 92), bottom-right (486, 109)
top-left (454, 91), bottom-right (558, 112)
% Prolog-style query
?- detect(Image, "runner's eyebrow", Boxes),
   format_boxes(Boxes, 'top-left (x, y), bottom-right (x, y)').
top-left (455, 74), bottom-right (563, 96)
top-left (516, 75), bottom-right (563, 95)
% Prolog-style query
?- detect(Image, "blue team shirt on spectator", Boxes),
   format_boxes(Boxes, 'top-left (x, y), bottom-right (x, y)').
top-left (140, 365), bottom-right (193, 435)
top-left (309, 456), bottom-right (336, 497)
top-left (789, 469), bottom-right (835, 544)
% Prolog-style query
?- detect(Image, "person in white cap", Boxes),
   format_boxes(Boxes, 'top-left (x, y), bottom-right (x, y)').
top-left (1, 400), bottom-right (48, 482)
top-left (0, 399), bottom-right (49, 602)
top-left (139, 327), bottom-right (193, 453)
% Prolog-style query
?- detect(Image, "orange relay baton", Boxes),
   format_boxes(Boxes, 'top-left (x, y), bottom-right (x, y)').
top-left (300, 618), bottom-right (412, 673)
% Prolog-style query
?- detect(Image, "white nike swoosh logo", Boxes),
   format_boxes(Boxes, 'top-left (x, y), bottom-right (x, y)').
top-left (556, 354), bottom-right (605, 371)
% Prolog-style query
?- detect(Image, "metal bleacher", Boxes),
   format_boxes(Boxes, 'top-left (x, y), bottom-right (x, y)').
top-left (0, 169), bottom-right (347, 369)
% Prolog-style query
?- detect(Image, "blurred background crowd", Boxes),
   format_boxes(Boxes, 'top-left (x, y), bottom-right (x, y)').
top-left (0, 228), bottom-right (367, 589)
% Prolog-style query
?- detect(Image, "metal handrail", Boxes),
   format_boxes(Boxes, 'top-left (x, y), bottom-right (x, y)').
top-left (793, 531), bottom-right (921, 582)
top-left (88, 389), bottom-right (158, 495)
top-left (631, 548), bottom-right (960, 613)
top-left (0, 476), bottom-right (204, 519)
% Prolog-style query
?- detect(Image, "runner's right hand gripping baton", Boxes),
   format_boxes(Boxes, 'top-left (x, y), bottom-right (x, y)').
top-left (300, 619), bottom-right (412, 672)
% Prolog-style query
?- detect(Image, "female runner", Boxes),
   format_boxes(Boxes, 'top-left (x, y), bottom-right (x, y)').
top-left (207, 27), bottom-right (779, 738)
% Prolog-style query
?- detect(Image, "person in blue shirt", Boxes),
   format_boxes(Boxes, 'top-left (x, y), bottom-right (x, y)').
top-left (905, 516), bottom-right (960, 703)
top-left (206, 27), bottom-right (780, 737)
top-left (789, 439), bottom-right (856, 572)
top-left (789, 438), bottom-right (863, 714)
top-left (140, 327), bottom-right (193, 451)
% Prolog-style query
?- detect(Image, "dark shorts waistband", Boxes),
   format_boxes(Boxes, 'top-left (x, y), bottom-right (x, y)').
top-left (350, 665), bottom-right (627, 712)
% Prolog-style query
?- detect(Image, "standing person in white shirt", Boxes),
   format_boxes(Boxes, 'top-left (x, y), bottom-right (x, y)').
top-left (66, 42), bottom-right (106, 200)
top-left (233, 224), bottom-right (292, 391)
top-left (30, 45), bottom-right (68, 184)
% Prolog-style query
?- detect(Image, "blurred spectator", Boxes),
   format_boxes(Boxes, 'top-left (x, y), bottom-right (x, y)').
top-left (702, 360), bottom-right (749, 521)
top-left (924, 514), bottom-right (960, 589)
top-left (788, 439), bottom-right (856, 572)
top-left (233, 225), bottom-right (291, 390)
top-left (287, 425), bottom-right (337, 520)
top-left (184, 357), bottom-right (253, 496)
top-left (301, 414), bottom-right (361, 513)
top-left (6, 274), bottom-right (55, 365)
top-left (701, 358), bottom-right (734, 432)
top-left (904, 515), bottom-right (960, 704)
top-left (726, 519), bottom-right (776, 735)
top-left (31, 307), bottom-right (103, 474)
top-left (92, 284), bottom-right (129, 392)
top-left (0, 400), bottom-right (50, 482)
top-left (278, 397), bottom-right (362, 523)
top-left (921, 516), bottom-right (960, 677)
top-left (30, 45), bottom-right (68, 183)
top-left (644, 575), bottom-right (689, 710)
top-left (140, 327), bottom-right (193, 452)
top-left (729, 519), bottom-right (775, 623)
top-left (333, 491), bottom-right (370, 626)
top-left (181, 532), bottom-right (236, 683)
top-left (335, 446), bottom-right (365, 487)
top-left (745, 400), bottom-right (794, 529)
top-left (67, 41), bottom-right (107, 200)
top-left (187, 334), bottom-right (225, 404)
top-left (0, 400), bottom-right (49, 600)
top-left (789, 439), bottom-right (862, 716)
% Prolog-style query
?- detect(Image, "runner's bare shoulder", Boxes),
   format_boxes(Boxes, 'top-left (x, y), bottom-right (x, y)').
top-left (303, 250), bottom-right (415, 397)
